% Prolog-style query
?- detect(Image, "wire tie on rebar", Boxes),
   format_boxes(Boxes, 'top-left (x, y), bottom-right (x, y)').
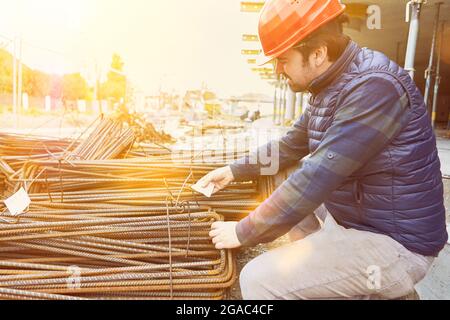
top-left (45, 169), bottom-right (53, 203)
top-left (184, 199), bottom-right (192, 258)
top-left (163, 178), bottom-right (175, 208)
top-left (165, 197), bottom-right (174, 300)
top-left (58, 159), bottom-right (64, 203)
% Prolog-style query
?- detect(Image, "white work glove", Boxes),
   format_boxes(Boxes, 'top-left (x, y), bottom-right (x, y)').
top-left (197, 166), bottom-right (235, 195)
top-left (209, 221), bottom-right (241, 250)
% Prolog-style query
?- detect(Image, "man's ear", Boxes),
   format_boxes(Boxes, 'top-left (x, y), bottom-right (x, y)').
top-left (314, 46), bottom-right (328, 67)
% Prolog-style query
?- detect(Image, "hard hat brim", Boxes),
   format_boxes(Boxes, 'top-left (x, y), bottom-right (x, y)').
top-left (256, 53), bottom-right (274, 67)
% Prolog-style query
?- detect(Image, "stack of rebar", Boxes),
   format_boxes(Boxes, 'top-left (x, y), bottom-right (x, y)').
top-left (65, 118), bottom-right (135, 161)
top-left (112, 104), bottom-right (175, 144)
top-left (9, 159), bottom-right (261, 220)
top-left (0, 157), bottom-right (241, 299)
top-left (0, 209), bottom-right (235, 300)
top-left (0, 116), bottom-right (274, 300)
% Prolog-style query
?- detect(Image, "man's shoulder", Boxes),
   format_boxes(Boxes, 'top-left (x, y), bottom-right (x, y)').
top-left (352, 47), bottom-right (409, 87)
top-left (341, 71), bottom-right (405, 102)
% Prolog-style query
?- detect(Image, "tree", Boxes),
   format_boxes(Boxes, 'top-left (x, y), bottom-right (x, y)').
top-left (30, 70), bottom-right (51, 97)
top-left (100, 53), bottom-right (126, 102)
top-left (0, 49), bottom-right (13, 93)
top-left (0, 49), bottom-right (35, 95)
top-left (62, 73), bottom-right (88, 100)
top-left (0, 48), bottom-right (89, 100)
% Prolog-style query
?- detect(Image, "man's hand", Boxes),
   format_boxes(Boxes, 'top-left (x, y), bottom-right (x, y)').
top-left (209, 221), bottom-right (241, 250)
top-left (197, 166), bottom-right (235, 195)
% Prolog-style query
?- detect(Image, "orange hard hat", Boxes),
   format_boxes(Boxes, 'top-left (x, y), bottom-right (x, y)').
top-left (257, 0), bottom-right (346, 65)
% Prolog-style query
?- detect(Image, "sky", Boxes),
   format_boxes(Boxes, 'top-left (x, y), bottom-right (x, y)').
top-left (0, 0), bottom-right (272, 97)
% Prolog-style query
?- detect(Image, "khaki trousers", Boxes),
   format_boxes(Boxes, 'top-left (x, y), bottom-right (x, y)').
top-left (239, 205), bottom-right (435, 300)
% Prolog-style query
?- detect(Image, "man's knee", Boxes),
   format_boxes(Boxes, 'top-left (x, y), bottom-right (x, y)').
top-left (240, 258), bottom-right (272, 300)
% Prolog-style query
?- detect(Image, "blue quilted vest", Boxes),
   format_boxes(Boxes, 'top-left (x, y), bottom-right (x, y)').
top-left (307, 41), bottom-right (448, 257)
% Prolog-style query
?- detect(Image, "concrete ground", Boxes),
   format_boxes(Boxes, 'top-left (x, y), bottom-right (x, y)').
top-left (437, 138), bottom-right (450, 177)
top-left (416, 135), bottom-right (450, 298)
top-left (415, 177), bottom-right (450, 300)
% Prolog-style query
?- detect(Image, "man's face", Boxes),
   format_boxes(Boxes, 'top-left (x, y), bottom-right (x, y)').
top-left (274, 48), bottom-right (316, 93)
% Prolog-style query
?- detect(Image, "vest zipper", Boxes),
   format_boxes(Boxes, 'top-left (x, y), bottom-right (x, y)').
top-left (353, 179), bottom-right (364, 221)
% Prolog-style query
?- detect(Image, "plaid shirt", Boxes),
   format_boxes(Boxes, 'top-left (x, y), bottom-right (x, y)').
top-left (230, 75), bottom-right (410, 246)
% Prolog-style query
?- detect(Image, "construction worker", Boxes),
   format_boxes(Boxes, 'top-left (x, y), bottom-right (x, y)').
top-left (198, 0), bottom-right (448, 300)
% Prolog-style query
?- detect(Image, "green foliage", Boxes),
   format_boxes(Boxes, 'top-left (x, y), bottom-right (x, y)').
top-left (100, 53), bottom-right (126, 102)
top-left (62, 73), bottom-right (88, 100)
top-left (30, 70), bottom-right (52, 97)
top-left (0, 49), bottom-right (13, 93)
top-left (0, 49), bottom-right (126, 102)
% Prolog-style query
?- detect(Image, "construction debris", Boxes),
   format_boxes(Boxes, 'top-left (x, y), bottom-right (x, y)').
top-left (65, 117), bottom-right (135, 161)
top-left (112, 105), bottom-right (175, 144)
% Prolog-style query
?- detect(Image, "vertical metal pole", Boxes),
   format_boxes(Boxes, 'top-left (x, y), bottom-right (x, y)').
top-left (281, 79), bottom-right (287, 126)
top-left (17, 37), bottom-right (23, 128)
top-left (273, 77), bottom-right (279, 124)
top-left (12, 37), bottom-right (17, 128)
top-left (275, 79), bottom-right (283, 126)
top-left (432, 22), bottom-right (444, 130)
top-left (424, 3), bottom-right (442, 111)
top-left (285, 87), bottom-right (296, 121)
top-left (297, 92), bottom-right (304, 116)
top-left (404, 0), bottom-right (424, 79)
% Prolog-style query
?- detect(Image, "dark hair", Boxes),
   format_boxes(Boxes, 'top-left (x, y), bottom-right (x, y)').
top-left (295, 14), bottom-right (350, 62)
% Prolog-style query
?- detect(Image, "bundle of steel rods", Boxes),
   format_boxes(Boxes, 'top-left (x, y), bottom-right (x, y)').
top-left (0, 209), bottom-right (235, 300)
top-left (112, 106), bottom-right (175, 144)
top-left (0, 117), bottom-right (275, 299)
top-left (7, 159), bottom-right (261, 220)
top-left (65, 118), bottom-right (135, 161)
top-left (0, 133), bottom-right (74, 157)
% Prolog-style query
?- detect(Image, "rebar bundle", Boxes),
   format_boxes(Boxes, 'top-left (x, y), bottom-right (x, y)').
top-left (6, 159), bottom-right (261, 220)
top-left (0, 117), bottom-right (275, 300)
top-left (65, 118), bottom-right (135, 161)
top-left (0, 209), bottom-right (235, 300)
top-left (112, 105), bottom-right (175, 144)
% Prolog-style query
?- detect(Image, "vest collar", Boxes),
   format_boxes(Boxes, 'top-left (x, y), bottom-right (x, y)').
top-left (307, 40), bottom-right (360, 96)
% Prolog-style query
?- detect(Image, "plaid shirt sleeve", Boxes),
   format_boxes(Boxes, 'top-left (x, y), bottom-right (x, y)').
top-left (235, 75), bottom-right (411, 246)
top-left (229, 110), bottom-right (310, 182)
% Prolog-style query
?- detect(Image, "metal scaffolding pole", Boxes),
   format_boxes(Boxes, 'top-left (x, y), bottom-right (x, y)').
top-left (424, 3), bottom-right (442, 111)
top-left (281, 79), bottom-right (287, 125)
top-left (17, 37), bottom-right (23, 128)
top-left (273, 77), bottom-right (279, 124)
top-left (12, 37), bottom-right (17, 128)
top-left (275, 78), bottom-right (283, 126)
top-left (285, 86), bottom-right (296, 122)
top-left (404, 0), bottom-right (424, 79)
top-left (295, 92), bottom-right (303, 119)
top-left (432, 22), bottom-right (445, 130)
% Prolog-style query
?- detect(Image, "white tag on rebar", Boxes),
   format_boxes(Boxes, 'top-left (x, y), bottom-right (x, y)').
top-left (191, 182), bottom-right (215, 198)
top-left (4, 187), bottom-right (31, 216)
